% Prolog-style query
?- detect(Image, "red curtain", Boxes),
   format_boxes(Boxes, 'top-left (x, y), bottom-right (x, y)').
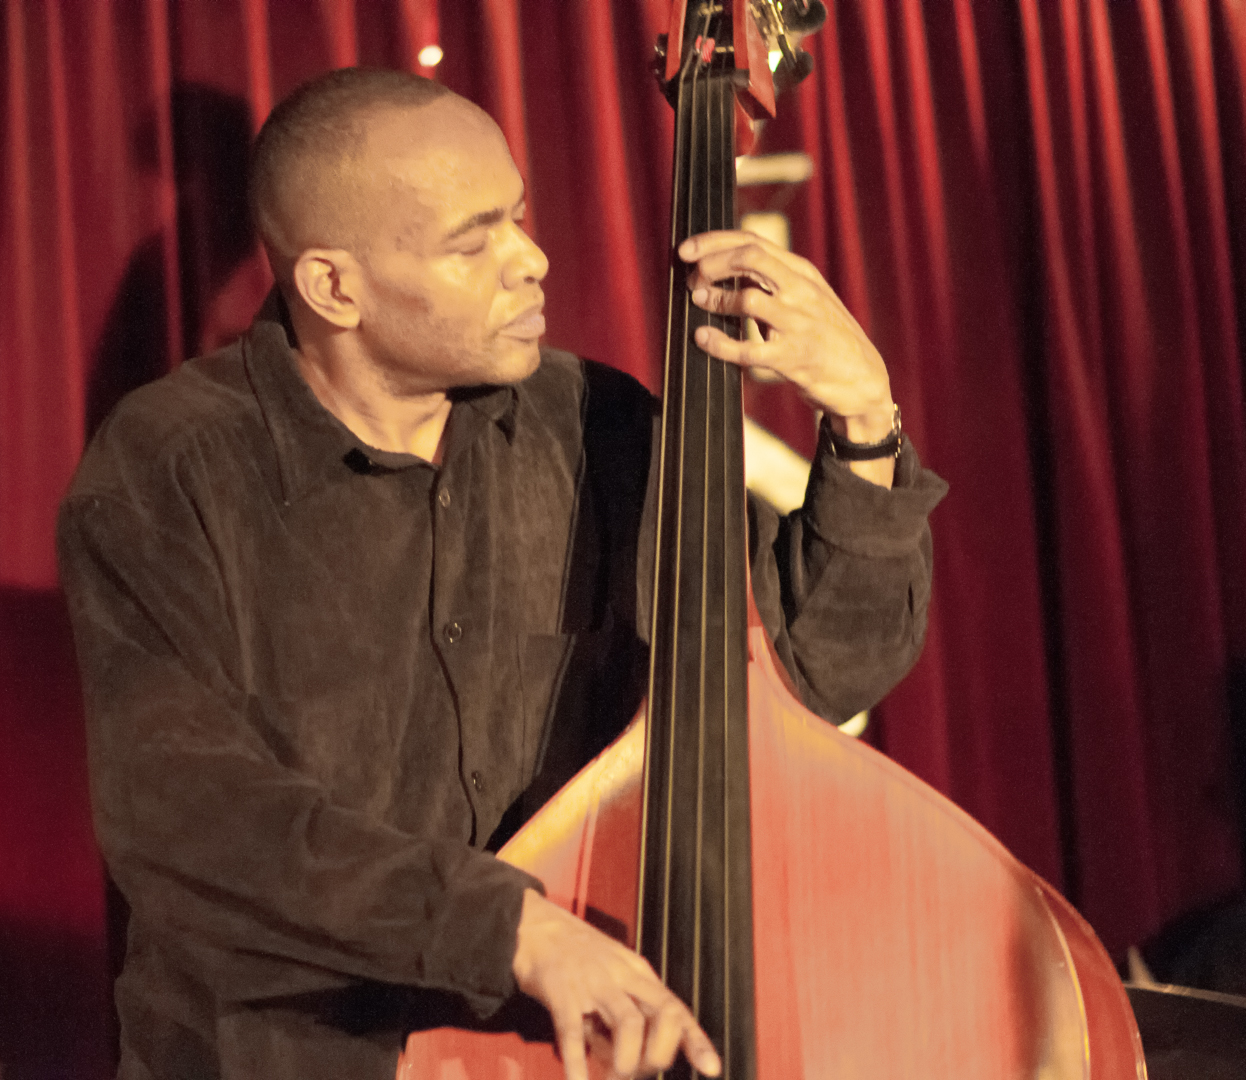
top-left (3, 1), bottom-right (1246, 1069)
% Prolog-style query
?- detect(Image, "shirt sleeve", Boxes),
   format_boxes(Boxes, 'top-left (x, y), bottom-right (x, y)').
top-left (57, 487), bottom-right (542, 1017)
top-left (748, 420), bottom-right (949, 724)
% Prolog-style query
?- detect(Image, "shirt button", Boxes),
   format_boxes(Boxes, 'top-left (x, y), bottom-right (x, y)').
top-left (470, 771), bottom-right (483, 792)
top-left (437, 488), bottom-right (451, 508)
top-left (443, 621), bottom-right (463, 644)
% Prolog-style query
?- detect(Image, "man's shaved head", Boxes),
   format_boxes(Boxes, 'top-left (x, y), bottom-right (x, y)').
top-left (249, 67), bottom-right (460, 282)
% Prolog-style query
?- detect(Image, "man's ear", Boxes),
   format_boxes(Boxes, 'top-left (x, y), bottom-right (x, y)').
top-left (291, 249), bottom-right (362, 329)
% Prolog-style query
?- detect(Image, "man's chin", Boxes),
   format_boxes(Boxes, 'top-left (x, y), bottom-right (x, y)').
top-left (493, 340), bottom-right (543, 384)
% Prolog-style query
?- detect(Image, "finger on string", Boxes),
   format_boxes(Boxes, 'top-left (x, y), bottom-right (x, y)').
top-left (636, 1000), bottom-right (721, 1078)
top-left (701, 244), bottom-right (823, 299)
top-left (686, 268), bottom-right (779, 301)
top-left (693, 266), bottom-right (816, 320)
top-left (693, 325), bottom-right (779, 369)
top-left (682, 232), bottom-right (828, 293)
top-left (680, 229), bottom-right (778, 259)
top-left (605, 972), bottom-right (722, 1079)
top-left (638, 999), bottom-right (687, 1074)
top-left (593, 986), bottom-right (646, 1078)
top-left (690, 284), bottom-right (783, 326)
top-left (679, 1021), bottom-right (723, 1077)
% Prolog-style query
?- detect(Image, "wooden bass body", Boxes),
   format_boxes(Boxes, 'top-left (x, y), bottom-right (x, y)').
top-left (397, 605), bottom-right (1146, 1079)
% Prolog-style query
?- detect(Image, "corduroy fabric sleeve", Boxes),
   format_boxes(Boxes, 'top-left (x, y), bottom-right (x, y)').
top-left (57, 485), bottom-right (542, 1018)
top-left (748, 423), bottom-right (949, 725)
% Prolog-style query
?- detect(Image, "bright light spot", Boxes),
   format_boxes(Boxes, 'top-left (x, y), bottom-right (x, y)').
top-left (418, 44), bottom-right (443, 68)
top-left (768, 49), bottom-right (782, 72)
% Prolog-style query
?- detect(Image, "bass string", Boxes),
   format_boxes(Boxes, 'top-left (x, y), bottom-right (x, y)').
top-left (693, 7), bottom-right (728, 1035)
top-left (636, 13), bottom-right (691, 972)
top-left (689, 27), bottom-right (734, 1054)
top-left (689, 27), bottom-right (740, 1051)
top-left (713, 61), bottom-right (733, 1069)
top-left (692, 2), bottom-right (728, 1025)
top-left (656, 4), bottom-right (712, 999)
top-left (643, 10), bottom-right (693, 981)
top-left (691, 38), bottom-right (716, 1028)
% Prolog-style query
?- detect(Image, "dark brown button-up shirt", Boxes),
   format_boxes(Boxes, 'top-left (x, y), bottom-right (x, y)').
top-left (58, 296), bottom-right (947, 1079)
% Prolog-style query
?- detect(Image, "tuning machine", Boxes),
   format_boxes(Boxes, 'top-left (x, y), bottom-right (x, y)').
top-left (752, 0), bottom-right (826, 90)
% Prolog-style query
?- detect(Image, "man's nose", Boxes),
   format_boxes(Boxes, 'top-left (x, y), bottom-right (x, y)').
top-left (501, 224), bottom-right (549, 288)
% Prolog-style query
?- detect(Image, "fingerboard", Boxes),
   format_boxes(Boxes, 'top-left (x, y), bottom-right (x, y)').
top-left (638, 13), bottom-right (756, 1079)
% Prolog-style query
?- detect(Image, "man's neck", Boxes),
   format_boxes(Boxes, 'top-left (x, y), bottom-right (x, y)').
top-left (294, 345), bottom-right (452, 464)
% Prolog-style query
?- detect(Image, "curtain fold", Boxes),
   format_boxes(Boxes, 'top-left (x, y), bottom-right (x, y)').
top-left (3, 0), bottom-right (1244, 983)
top-left (1022, 0), bottom-right (1162, 935)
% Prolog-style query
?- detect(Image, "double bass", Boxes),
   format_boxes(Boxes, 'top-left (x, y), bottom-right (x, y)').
top-left (399, 2), bottom-right (1148, 1076)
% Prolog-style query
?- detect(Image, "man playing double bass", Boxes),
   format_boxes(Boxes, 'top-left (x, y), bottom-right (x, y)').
top-left (59, 68), bottom-right (946, 1080)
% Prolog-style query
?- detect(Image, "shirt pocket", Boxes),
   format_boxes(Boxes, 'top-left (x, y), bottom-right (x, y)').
top-left (517, 621), bottom-right (618, 811)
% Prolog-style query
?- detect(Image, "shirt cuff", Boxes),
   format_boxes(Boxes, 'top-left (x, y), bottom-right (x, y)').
top-left (803, 420), bottom-right (949, 557)
top-left (420, 853), bottom-right (544, 1018)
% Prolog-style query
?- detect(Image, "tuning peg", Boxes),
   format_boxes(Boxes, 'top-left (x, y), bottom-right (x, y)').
top-left (782, 0), bottom-right (827, 35)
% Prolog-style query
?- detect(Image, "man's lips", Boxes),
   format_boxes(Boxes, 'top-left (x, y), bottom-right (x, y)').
top-left (500, 304), bottom-right (546, 340)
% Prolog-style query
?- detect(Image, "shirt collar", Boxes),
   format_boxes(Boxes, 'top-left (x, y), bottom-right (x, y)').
top-left (243, 290), bottom-right (519, 505)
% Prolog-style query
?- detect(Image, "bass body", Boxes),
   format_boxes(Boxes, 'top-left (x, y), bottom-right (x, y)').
top-left (399, 601), bottom-right (1144, 1079)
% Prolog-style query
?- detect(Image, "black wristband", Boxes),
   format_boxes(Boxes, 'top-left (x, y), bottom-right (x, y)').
top-left (827, 404), bottom-right (902, 461)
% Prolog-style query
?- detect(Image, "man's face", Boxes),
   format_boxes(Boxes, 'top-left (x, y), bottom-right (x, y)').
top-left (348, 102), bottom-right (549, 394)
